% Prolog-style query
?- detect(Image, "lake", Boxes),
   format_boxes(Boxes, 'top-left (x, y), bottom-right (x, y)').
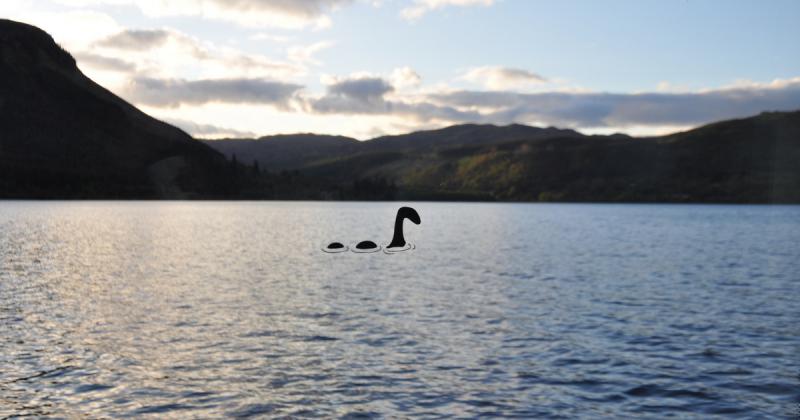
top-left (1, 201), bottom-right (798, 418)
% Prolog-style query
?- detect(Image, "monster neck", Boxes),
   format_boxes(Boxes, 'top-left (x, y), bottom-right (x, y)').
top-left (388, 213), bottom-right (407, 248)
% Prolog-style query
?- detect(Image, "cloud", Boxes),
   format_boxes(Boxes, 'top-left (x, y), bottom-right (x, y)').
top-left (88, 27), bottom-right (303, 81)
top-left (429, 77), bottom-right (800, 128)
top-left (328, 76), bottom-right (394, 99)
top-left (303, 71), bottom-right (800, 133)
top-left (214, 50), bottom-right (302, 79)
top-left (124, 77), bottom-right (303, 108)
top-left (401, 0), bottom-right (495, 20)
top-left (312, 76), bottom-right (394, 113)
top-left (309, 74), bottom-right (481, 122)
top-left (164, 118), bottom-right (257, 138)
top-left (287, 40), bottom-right (334, 65)
top-left (189, 0), bottom-right (352, 19)
top-left (96, 28), bottom-right (170, 50)
top-left (391, 66), bottom-right (422, 89)
top-left (56, 0), bottom-right (354, 28)
top-left (94, 28), bottom-right (210, 60)
top-left (73, 52), bottom-right (136, 72)
top-left (391, 100), bottom-right (482, 123)
top-left (461, 66), bottom-right (547, 90)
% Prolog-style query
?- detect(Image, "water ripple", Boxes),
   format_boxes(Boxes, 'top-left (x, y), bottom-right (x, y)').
top-left (1, 202), bottom-right (798, 418)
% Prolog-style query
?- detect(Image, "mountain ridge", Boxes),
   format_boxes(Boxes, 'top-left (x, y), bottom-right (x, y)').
top-left (204, 110), bottom-right (800, 203)
top-left (202, 123), bottom-right (586, 171)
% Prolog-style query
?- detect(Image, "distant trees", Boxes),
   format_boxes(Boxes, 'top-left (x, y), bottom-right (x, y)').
top-left (350, 177), bottom-right (397, 200)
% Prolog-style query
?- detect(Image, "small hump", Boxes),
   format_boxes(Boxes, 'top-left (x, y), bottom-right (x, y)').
top-left (355, 240), bottom-right (378, 250)
top-left (322, 241), bottom-right (348, 253)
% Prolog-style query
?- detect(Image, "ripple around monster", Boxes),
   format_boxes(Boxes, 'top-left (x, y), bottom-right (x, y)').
top-left (323, 207), bottom-right (420, 254)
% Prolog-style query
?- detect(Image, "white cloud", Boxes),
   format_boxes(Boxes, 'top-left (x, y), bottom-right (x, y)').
top-left (55, 0), bottom-right (353, 29)
top-left (85, 27), bottom-right (303, 82)
top-left (461, 66), bottom-right (547, 90)
top-left (655, 81), bottom-right (692, 93)
top-left (287, 41), bottom-right (335, 65)
top-left (391, 66), bottom-right (422, 90)
top-left (401, 0), bottom-right (494, 20)
top-left (164, 118), bottom-right (258, 138)
top-left (144, 102), bottom-right (408, 140)
top-left (712, 76), bottom-right (800, 92)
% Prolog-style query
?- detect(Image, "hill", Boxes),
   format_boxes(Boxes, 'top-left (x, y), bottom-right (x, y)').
top-left (205, 111), bottom-right (800, 203)
top-left (362, 123), bottom-right (582, 153)
top-left (0, 19), bottom-right (232, 198)
top-left (204, 124), bottom-right (583, 171)
top-left (202, 134), bottom-right (360, 170)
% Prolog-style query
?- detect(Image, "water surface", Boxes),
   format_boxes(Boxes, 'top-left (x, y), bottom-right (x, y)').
top-left (1, 202), bottom-right (798, 418)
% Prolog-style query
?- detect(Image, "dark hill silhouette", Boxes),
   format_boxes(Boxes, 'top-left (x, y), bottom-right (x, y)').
top-left (363, 123), bottom-right (582, 153)
top-left (218, 111), bottom-right (798, 203)
top-left (203, 111), bottom-right (799, 203)
top-left (204, 124), bottom-right (583, 171)
top-left (0, 19), bottom-right (230, 198)
top-left (203, 134), bottom-right (360, 170)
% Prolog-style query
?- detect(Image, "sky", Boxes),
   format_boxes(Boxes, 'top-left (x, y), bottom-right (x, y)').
top-left (3, 0), bottom-right (800, 139)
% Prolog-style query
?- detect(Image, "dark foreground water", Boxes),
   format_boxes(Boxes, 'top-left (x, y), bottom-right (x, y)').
top-left (1, 202), bottom-right (798, 418)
